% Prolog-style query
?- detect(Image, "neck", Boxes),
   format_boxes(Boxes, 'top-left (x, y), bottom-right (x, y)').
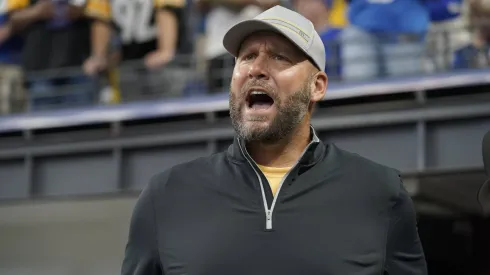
top-left (246, 121), bottom-right (312, 168)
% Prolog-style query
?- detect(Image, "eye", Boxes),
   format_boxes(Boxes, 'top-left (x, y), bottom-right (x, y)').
top-left (242, 53), bottom-right (256, 61)
top-left (272, 54), bottom-right (289, 62)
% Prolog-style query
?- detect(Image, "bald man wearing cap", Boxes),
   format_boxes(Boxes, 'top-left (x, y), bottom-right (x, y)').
top-left (121, 5), bottom-right (427, 275)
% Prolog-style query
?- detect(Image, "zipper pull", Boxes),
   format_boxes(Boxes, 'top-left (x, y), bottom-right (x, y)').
top-left (266, 210), bottom-right (272, 230)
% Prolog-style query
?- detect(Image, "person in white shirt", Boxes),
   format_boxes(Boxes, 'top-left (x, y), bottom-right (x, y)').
top-left (195, 0), bottom-right (280, 94)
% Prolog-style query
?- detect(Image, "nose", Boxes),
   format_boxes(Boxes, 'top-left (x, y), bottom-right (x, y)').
top-left (248, 55), bottom-right (269, 80)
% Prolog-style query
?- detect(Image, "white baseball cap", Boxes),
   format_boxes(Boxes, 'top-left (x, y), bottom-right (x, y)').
top-left (222, 5), bottom-right (326, 72)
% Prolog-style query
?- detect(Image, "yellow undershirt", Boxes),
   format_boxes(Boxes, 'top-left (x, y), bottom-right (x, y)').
top-left (257, 165), bottom-right (291, 197)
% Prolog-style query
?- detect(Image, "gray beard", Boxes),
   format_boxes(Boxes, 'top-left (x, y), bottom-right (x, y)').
top-left (229, 79), bottom-right (312, 144)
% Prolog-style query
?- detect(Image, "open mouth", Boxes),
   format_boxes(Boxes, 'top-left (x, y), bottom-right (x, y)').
top-left (247, 91), bottom-right (274, 110)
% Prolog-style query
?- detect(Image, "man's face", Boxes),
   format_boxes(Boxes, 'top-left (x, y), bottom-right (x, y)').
top-left (229, 32), bottom-right (317, 143)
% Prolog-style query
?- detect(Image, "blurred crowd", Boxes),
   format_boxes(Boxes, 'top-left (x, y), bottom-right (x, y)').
top-left (0, 0), bottom-right (489, 114)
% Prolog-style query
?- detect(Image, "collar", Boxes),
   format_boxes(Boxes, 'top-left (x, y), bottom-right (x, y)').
top-left (227, 125), bottom-right (325, 167)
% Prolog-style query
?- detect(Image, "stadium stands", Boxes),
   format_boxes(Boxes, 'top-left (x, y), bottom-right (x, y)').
top-left (0, 0), bottom-right (488, 115)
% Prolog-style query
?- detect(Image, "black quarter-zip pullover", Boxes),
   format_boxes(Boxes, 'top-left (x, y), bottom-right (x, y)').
top-left (121, 128), bottom-right (427, 275)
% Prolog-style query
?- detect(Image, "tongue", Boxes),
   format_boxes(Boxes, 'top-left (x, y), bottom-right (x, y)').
top-left (251, 102), bottom-right (272, 110)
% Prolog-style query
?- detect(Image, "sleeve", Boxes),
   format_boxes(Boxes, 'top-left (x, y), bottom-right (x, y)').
top-left (384, 180), bottom-right (428, 275)
top-left (121, 177), bottom-right (163, 275)
top-left (85, 0), bottom-right (111, 21)
top-left (478, 179), bottom-right (490, 215)
top-left (154, 0), bottom-right (185, 9)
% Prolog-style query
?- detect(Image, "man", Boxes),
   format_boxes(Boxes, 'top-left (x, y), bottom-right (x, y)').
top-left (5, 0), bottom-right (94, 110)
top-left (341, 0), bottom-right (430, 81)
top-left (83, 0), bottom-right (190, 71)
top-left (195, 0), bottom-right (279, 94)
top-left (84, 0), bottom-right (192, 99)
top-left (453, 0), bottom-right (490, 69)
top-left (0, 0), bottom-right (24, 65)
top-left (425, 0), bottom-right (471, 72)
top-left (121, 5), bottom-right (427, 275)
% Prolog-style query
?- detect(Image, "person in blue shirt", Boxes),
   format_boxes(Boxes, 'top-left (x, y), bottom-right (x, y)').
top-left (452, 0), bottom-right (490, 70)
top-left (292, 0), bottom-right (343, 80)
top-left (341, 0), bottom-right (430, 81)
top-left (424, 0), bottom-right (471, 72)
top-left (0, 1), bottom-right (23, 65)
top-left (453, 40), bottom-right (490, 69)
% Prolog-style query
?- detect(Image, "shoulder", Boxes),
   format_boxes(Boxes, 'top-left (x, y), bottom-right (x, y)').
top-left (145, 151), bottom-right (228, 193)
top-left (329, 144), bottom-right (403, 197)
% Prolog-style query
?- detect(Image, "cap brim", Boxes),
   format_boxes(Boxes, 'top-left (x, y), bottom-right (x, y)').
top-left (223, 19), bottom-right (296, 58)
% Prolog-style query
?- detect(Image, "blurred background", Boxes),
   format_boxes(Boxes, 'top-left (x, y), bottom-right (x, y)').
top-left (0, 0), bottom-right (489, 274)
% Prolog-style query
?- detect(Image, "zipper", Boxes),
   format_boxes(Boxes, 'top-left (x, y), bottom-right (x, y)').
top-left (237, 138), bottom-right (316, 230)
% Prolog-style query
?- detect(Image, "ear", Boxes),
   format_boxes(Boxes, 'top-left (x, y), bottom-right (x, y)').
top-left (310, 71), bottom-right (328, 103)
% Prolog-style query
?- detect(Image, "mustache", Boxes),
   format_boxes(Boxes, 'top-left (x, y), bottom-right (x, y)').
top-left (240, 79), bottom-right (276, 99)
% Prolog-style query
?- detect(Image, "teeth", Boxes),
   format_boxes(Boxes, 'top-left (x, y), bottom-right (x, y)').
top-left (251, 91), bottom-right (267, 95)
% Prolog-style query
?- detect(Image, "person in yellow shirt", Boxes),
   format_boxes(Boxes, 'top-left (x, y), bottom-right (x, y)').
top-left (328, 0), bottom-right (347, 28)
top-left (83, 0), bottom-right (193, 100)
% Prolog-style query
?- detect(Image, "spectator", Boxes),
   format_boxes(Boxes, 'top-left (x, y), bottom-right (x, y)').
top-left (83, 0), bottom-right (193, 100)
top-left (0, 0), bottom-right (26, 114)
top-left (425, 0), bottom-right (471, 72)
top-left (98, 33), bottom-right (122, 104)
top-left (292, 0), bottom-right (343, 80)
top-left (327, 0), bottom-right (347, 28)
top-left (453, 0), bottom-right (490, 69)
top-left (341, 0), bottom-right (430, 81)
top-left (0, 0), bottom-right (24, 65)
top-left (195, 0), bottom-right (280, 94)
top-left (7, 0), bottom-right (94, 111)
